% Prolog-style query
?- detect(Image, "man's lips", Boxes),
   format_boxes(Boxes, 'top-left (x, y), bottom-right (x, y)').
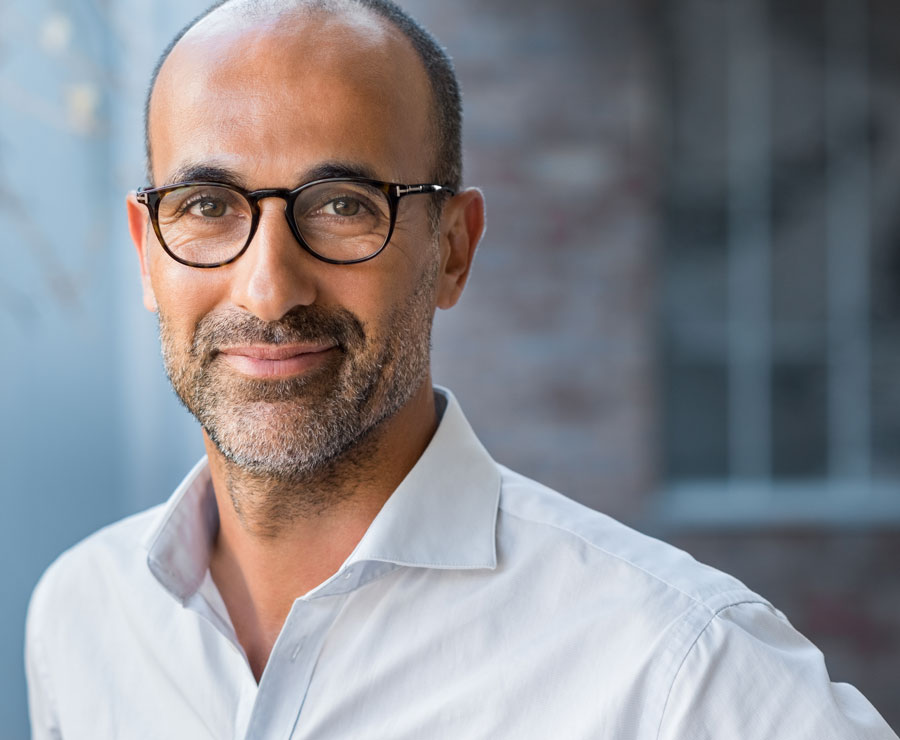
top-left (217, 342), bottom-right (337, 378)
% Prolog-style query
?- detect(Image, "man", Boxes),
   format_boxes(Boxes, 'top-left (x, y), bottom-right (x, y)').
top-left (25, 1), bottom-right (896, 738)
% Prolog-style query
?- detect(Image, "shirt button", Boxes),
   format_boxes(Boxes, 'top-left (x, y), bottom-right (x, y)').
top-left (343, 570), bottom-right (352, 580)
top-left (291, 639), bottom-right (305, 661)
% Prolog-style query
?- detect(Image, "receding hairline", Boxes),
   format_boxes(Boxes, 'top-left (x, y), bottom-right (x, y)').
top-left (144, 0), bottom-right (462, 190)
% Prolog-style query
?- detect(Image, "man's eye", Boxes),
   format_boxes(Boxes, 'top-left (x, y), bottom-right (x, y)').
top-left (322, 198), bottom-right (363, 217)
top-left (190, 198), bottom-right (227, 218)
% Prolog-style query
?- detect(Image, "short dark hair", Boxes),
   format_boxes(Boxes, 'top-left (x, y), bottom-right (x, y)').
top-left (143, 0), bottom-right (462, 193)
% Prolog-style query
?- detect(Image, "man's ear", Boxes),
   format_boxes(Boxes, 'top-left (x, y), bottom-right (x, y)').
top-left (126, 192), bottom-right (158, 312)
top-left (435, 187), bottom-right (485, 310)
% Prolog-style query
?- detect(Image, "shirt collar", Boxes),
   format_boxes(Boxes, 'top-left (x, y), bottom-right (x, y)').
top-left (144, 387), bottom-right (500, 603)
top-left (143, 456), bottom-right (219, 603)
top-left (345, 387), bottom-right (500, 571)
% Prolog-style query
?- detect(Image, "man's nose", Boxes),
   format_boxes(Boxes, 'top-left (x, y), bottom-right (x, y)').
top-left (229, 198), bottom-right (319, 322)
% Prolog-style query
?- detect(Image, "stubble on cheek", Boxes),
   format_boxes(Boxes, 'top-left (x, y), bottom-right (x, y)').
top-left (155, 239), bottom-right (439, 493)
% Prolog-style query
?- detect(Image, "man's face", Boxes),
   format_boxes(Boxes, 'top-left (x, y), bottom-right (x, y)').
top-left (132, 11), bottom-right (447, 479)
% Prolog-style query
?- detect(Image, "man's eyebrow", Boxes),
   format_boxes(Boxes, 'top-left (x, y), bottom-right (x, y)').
top-left (165, 164), bottom-right (247, 188)
top-left (301, 162), bottom-right (381, 183)
top-left (162, 161), bottom-right (383, 189)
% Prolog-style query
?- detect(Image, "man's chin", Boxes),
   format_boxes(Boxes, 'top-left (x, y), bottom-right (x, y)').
top-left (203, 397), bottom-right (333, 433)
top-left (205, 423), bottom-right (358, 482)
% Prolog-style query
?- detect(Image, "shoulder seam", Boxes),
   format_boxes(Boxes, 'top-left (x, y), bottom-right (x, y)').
top-left (655, 599), bottom-right (773, 740)
top-left (498, 505), bottom-right (749, 611)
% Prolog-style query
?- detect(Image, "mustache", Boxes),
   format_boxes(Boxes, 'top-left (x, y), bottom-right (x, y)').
top-left (191, 305), bottom-right (366, 361)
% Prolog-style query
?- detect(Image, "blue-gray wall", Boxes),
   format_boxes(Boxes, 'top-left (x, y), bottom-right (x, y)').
top-left (1, 4), bottom-right (207, 735)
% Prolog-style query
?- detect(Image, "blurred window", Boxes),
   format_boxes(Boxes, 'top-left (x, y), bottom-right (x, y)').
top-left (659, 0), bottom-right (900, 525)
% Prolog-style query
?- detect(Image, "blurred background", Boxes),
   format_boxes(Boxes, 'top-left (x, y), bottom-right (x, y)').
top-left (1, 0), bottom-right (898, 735)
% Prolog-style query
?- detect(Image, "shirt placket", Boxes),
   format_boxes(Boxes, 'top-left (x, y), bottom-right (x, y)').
top-left (242, 588), bottom-right (349, 739)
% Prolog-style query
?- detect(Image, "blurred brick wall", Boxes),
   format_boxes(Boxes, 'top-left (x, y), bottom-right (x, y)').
top-left (422, 0), bottom-right (661, 522)
top-left (404, 0), bottom-right (899, 730)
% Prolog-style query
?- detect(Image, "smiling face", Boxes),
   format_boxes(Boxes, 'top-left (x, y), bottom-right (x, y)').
top-left (128, 6), bottom-right (477, 480)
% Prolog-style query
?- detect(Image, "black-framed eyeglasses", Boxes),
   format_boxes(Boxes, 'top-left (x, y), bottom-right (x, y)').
top-left (135, 177), bottom-right (454, 268)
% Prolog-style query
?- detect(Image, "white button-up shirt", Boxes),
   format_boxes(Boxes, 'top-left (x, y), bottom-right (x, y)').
top-left (26, 389), bottom-right (896, 739)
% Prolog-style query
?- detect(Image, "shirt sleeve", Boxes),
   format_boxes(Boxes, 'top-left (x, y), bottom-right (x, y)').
top-left (658, 600), bottom-right (898, 740)
top-left (25, 578), bottom-right (63, 740)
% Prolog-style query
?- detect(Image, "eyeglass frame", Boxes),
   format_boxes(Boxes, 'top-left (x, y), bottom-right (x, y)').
top-left (135, 177), bottom-right (455, 268)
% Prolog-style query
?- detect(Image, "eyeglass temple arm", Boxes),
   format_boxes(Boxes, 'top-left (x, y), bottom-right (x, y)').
top-left (393, 184), bottom-right (455, 197)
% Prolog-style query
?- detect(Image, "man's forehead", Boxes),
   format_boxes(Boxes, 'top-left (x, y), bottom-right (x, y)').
top-left (180, 2), bottom-right (396, 63)
top-left (155, 6), bottom-right (409, 106)
top-left (147, 4), bottom-right (434, 185)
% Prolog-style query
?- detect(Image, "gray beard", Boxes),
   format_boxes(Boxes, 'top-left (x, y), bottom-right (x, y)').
top-left (158, 261), bottom-right (437, 524)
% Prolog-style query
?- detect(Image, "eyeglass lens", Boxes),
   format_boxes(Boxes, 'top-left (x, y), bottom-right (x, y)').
top-left (155, 181), bottom-right (393, 265)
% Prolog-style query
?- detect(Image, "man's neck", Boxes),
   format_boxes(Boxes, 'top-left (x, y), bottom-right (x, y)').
top-left (205, 380), bottom-right (439, 681)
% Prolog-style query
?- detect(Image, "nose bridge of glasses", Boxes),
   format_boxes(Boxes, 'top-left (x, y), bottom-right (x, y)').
top-left (239, 188), bottom-right (303, 262)
top-left (245, 188), bottom-right (299, 239)
top-left (246, 187), bottom-right (295, 209)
